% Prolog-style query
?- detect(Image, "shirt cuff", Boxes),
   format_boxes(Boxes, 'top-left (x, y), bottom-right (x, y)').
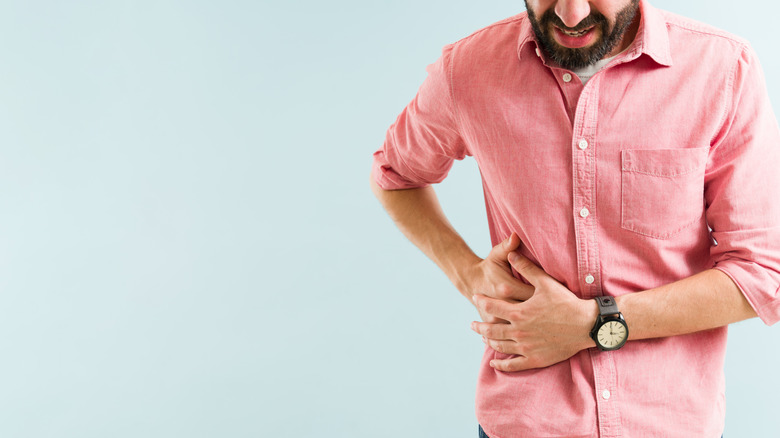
top-left (371, 150), bottom-right (430, 191)
top-left (713, 261), bottom-right (780, 326)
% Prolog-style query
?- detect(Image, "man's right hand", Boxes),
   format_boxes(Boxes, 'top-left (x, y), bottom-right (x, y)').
top-left (368, 178), bottom-right (533, 324)
top-left (462, 233), bottom-right (535, 323)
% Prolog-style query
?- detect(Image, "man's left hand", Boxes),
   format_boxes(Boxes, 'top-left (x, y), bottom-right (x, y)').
top-left (470, 251), bottom-right (598, 372)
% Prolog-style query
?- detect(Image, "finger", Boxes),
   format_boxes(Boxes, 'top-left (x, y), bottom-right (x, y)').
top-left (471, 321), bottom-right (513, 341)
top-left (490, 281), bottom-right (534, 301)
top-left (473, 294), bottom-right (518, 321)
top-left (490, 355), bottom-right (534, 372)
top-left (487, 232), bottom-right (521, 262)
top-left (507, 251), bottom-right (549, 288)
top-left (481, 314), bottom-right (510, 324)
top-left (486, 339), bottom-right (522, 355)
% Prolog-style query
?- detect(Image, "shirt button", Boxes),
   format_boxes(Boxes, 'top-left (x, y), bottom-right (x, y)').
top-left (585, 275), bottom-right (595, 284)
top-left (580, 207), bottom-right (590, 218)
top-left (578, 139), bottom-right (588, 150)
top-left (602, 389), bottom-right (611, 400)
top-left (563, 73), bottom-right (572, 83)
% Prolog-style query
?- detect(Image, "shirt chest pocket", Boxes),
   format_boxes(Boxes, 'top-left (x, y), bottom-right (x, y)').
top-left (621, 147), bottom-right (709, 239)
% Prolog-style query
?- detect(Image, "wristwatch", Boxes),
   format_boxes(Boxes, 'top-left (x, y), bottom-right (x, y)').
top-left (589, 296), bottom-right (629, 351)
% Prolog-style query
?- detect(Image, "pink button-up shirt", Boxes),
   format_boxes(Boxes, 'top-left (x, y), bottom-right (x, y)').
top-left (372, 1), bottom-right (780, 436)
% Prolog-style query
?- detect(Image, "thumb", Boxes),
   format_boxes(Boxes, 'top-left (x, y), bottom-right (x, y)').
top-left (488, 232), bottom-right (521, 261)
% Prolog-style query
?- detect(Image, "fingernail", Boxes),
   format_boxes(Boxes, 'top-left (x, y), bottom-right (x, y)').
top-left (504, 235), bottom-right (512, 249)
top-left (508, 251), bottom-right (518, 262)
top-left (489, 361), bottom-right (496, 367)
top-left (471, 322), bottom-right (476, 330)
top-left (482, 336), bottom-right (487, 344)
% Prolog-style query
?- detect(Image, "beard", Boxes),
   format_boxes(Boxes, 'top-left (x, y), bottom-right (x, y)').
top-left (525, 0), bottom-right (639, 70)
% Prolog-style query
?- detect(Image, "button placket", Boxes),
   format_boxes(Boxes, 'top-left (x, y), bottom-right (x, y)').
top-left (573, 77), bottom-right (619, 436)
top-left (571, 87), bottom-right (601, 299)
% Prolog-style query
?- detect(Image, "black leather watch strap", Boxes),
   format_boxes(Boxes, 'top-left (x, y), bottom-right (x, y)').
top-left (595, 296), bottom-right (619, 316)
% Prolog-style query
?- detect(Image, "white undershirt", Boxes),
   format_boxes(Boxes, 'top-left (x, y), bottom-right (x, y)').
top-left (571, 55), bottom-right (617, 85)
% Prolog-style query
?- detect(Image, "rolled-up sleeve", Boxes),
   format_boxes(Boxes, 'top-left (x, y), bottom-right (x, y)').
top-left (706, 44), bottom-right (780, 325)
top-left (372, 44), bottom-right (468, 190)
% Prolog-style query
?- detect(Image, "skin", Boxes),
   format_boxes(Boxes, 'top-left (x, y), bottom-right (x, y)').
top-left (370, 0), bottom-right (758, 372)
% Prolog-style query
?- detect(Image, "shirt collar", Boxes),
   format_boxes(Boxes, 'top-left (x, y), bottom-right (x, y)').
top-left (517, 0), bottom-right (673, 67)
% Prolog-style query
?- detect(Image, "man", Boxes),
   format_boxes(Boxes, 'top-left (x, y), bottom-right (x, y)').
top-left (370, 0), bottom-right (780, 436)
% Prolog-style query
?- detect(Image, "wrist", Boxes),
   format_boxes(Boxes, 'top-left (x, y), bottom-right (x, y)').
top-left (589, 296), bottom-right (629, 351)
top-left (450, 253), bottom-right (484, 300)
top-left (579, 298), bottom-right (599, 350)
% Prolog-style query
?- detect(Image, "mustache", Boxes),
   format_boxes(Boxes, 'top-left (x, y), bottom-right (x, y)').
top-left (540, 9), bottom-right (607, 32)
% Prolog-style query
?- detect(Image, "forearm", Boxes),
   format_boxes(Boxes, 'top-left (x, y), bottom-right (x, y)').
top-left (615, 268), bottom-right (758, 341)
top-left (369, 172), bottom-right (480, 295)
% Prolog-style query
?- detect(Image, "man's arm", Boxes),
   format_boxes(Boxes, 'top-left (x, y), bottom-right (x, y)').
top-left (369, 173), bottom-right (534, 323)
top-left (617, 268), bottom-right (757, 339)
top-left (471, 253), bottom-right (759, 372)
top-left (369, 174), bottom-right (480, 295)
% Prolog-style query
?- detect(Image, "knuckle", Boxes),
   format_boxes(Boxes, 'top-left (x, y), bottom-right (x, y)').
top-left (496, 283), bottom-right (511, 298)
top-left (518, 340), bottom-right (536, 355)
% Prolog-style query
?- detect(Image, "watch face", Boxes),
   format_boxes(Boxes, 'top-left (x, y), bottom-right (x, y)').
top-left (597, 320), bottom-right (627, 349)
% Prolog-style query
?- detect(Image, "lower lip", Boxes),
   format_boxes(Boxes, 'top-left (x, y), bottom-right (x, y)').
top-left (553, 26), bottom-right (597, 48)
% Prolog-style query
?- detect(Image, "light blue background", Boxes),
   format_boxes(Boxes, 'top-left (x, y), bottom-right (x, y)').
top-left (0, 0), bottom-right (777, 437)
